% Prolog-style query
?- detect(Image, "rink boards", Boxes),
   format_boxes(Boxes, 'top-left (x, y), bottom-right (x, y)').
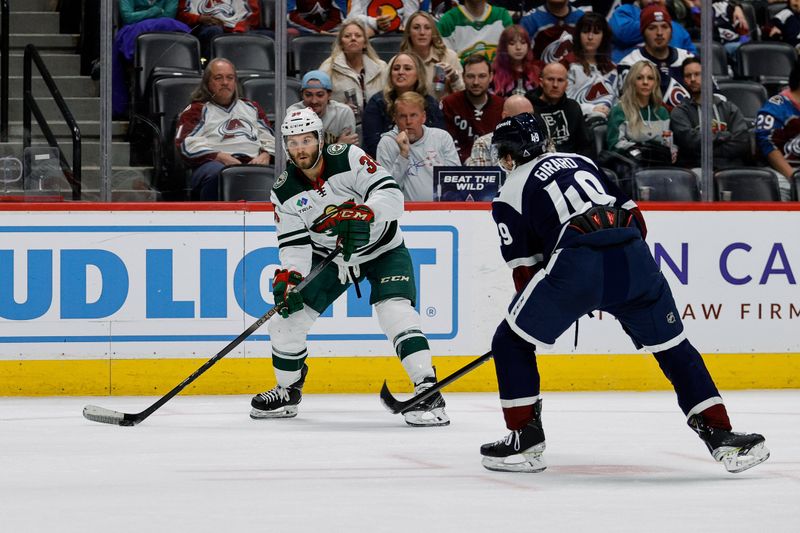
top-left (0, 202), bottom-right (798, 395)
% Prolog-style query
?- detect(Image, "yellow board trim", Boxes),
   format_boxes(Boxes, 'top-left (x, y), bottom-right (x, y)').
top-left (1, 354), bottom-right (798, 396)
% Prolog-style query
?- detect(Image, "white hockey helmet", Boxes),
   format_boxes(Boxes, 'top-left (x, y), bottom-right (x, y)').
top-left (281, 107), bottom-right (324, 167)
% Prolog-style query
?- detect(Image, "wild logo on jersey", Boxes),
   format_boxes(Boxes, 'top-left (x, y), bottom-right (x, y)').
top-left (366, 0), bottom-right (404, 32)
top-left (218, 118), bottom-right (257, 141)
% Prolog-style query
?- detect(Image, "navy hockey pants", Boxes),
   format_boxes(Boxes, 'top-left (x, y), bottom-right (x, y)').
top-left (493, 238), bottom-right (722, 428)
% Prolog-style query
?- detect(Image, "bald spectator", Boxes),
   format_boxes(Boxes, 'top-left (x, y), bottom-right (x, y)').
top-left (525, 62), bottom-right (592, 155)
top-left (376, 91), bottom-right (460, 201)
top-left (466, 94), bottom-right (534, 167)
top-left (287, 70), bottom-right (358, 145)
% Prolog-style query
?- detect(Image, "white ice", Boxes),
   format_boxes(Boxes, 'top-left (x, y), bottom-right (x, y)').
top-left (1, 391), bottom-right (798, 533)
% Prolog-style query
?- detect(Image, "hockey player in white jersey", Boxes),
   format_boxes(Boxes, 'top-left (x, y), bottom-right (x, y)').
top-left (250, 107), bottom-right (448, 426)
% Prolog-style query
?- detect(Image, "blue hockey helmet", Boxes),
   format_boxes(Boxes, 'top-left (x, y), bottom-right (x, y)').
top-left (491, 112), bottom-right (547, 164)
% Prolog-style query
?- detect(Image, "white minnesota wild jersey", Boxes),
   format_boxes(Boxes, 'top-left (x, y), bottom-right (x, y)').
top-left (271, 143), bottom-right (405, 275)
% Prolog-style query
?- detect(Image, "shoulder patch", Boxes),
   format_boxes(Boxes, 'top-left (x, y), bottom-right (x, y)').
top-left (274, 171), bottom-right (288, 188)
top-left (768, 95), bottom-right (784, 105)
top-left (327, 143), bottom-right (347, 155)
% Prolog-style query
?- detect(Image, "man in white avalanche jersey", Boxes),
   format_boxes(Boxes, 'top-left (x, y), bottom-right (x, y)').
top-left (250, 107), bottom-right (448, 426)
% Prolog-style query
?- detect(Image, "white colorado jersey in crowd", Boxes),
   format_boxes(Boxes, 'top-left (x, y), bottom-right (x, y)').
top-left (176, 98), bottom-right (275, 165)
top-left (271, 143), bottom-right (404, 276)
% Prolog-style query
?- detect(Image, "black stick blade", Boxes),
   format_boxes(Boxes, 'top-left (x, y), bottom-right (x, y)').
top-left (83, 405), bottom-right (138, 426)
top-left (379, 380), bottom-right (405, 414)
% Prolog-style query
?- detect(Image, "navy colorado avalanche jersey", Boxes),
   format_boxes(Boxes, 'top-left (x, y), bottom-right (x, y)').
top-left (491, 152), bottom-right (639, 271)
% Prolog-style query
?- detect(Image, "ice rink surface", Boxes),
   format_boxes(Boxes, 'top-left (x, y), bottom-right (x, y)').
top-left (1, 390), bottom-right (798, 533)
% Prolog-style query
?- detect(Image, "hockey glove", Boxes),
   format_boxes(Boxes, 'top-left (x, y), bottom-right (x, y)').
top-left (311, 201), bottom-right (374, 261)
top-left (272, 269), bottom-right (304, 318)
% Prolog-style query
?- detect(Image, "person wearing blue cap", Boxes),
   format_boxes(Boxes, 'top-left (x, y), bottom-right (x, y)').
top-left (287, 70), bottom-right (359, 146)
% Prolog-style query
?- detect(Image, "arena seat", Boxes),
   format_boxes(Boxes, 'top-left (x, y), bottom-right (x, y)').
top-left (633, 167), bottom-right (701, 201)
top-left (211, 33), bottom-right (275, 78)
top-left (241, 76), bottom-right (303, 122)
top-left (714, 167), bottom-right (782, 201)
top-left (290, 35), bottom-right (336, 77)
top-left (219, 165), bottom-right (275, 201)
top-left (716, 80), bottom-right (768, 125)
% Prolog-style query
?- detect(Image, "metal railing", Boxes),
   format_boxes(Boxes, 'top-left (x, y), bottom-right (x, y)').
top-left (1, 0), bottom-right (9, 142)
top-left (23, 43), bottom-right (81, 200)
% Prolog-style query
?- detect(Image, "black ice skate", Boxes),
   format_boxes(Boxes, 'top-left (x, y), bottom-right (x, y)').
top-left (250, 364), bottom-right (309, 419)
top-left (481, 400), bottom-right (546, 473)
top-left (403, 376), bottom-right (450, 427)
top-left (688, 414), bottom-right (770, 473)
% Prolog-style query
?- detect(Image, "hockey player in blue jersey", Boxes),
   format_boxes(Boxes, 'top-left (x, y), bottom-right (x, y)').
top-left (479, 113), bottom-right (770, 474)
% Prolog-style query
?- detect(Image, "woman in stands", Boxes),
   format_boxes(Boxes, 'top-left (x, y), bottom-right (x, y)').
top-left (491, 25), bottom-right (541, 98)
top-left (399, 11), bottom-right (464, 100)
top-left (361, 51), bottom-right (445, 157)
top-left (319, 19), bottom-right (388, 121)
top-left (561, 11), bottom-right (618, 119)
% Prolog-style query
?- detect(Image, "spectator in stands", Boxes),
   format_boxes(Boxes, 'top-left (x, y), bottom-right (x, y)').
top-left (617, 4), bottom-right (693, 111)
top-left (287, 0), bottom-right (345, 35)
top-left (177, 0), bottom-right (264, 60)
top-left (319, 19), bottom-right (388, 121)
top-left (754, 60), bottom-right (800, 200)
top-left (705, 1), bottom-right (751, 62)
top-left (437, 0), bottom-right (513, 63)
top-left (175, 59), bottom-right (275, 200)
top-left (400, 11), bottom-right (464, 100)
top-left (112, 0), bottom-right (190, 118)
top-left (607, 60), bottom-right (674, 167)
top-left (441, 54), bottom-right (505, 162)
top-left (520, 0), bottom-right (585, 64)
top-left (670, 57), bottom-right (749, 170)
top-left (525, 62), bottom-right (592, 155)
top-left (561, 11), bottom-right (618, 119)
top-left (287, 70), bottom-right (358, 146)
top-left (491, 25), bottom-right (542, 98)
top-left (608, 0), bottom-right (696, 63)
top-left (376, 91), bottom-right (460, 201)
top-left (362, 52), bottom-right (445, 157)
top-left (765, 0), bottom-right (800, 51)
top-left (466, 94), bottom-right (534, 167)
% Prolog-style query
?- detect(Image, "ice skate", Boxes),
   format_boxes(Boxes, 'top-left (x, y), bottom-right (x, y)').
top-left (250, 365), bottom-right (309, 419)
top-left (481, 400), bottom-right (546, 473)
top-left (403, 376), bottom-right (450, 427)
top-left (688, 414), bottom-right (770, 473)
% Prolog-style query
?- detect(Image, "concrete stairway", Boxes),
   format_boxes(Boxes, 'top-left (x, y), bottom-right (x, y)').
top-left (1, 0), bottom-right (156, 200)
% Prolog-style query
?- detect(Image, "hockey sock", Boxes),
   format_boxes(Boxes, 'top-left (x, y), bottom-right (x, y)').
top-left (493, 320), bottom-right (541, 430)
top-left (376, 298), bottom-right (434, 384)
top-left (700, 403), bottom-right (732, 431)
top-left (653, 339), bottom-right (722, 416)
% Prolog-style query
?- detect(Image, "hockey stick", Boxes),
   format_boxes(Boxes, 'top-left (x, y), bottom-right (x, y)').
top-left (379, 350), bottom-right (493, 414)
top-left (83, 245), bottom-right (342, 427)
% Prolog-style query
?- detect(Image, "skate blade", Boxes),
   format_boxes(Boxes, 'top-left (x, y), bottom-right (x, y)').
top-left (403, 407), bottom-right (450, 427)
top-left (481, 451), bottom-right (547, 473)
top-left (249, 405), bottom-right (299, 419)
top-left (720, 442), bottom-right (770, 473)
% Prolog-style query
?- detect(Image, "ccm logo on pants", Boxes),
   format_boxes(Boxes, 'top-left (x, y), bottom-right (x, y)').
top-left (381, 275), bottom-right (411, 283)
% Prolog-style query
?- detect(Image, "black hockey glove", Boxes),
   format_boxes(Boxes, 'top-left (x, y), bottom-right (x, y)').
top-left (311, 200), bottom-right (374, 261)
top-left (272, 269), bottom-right (304, 318)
